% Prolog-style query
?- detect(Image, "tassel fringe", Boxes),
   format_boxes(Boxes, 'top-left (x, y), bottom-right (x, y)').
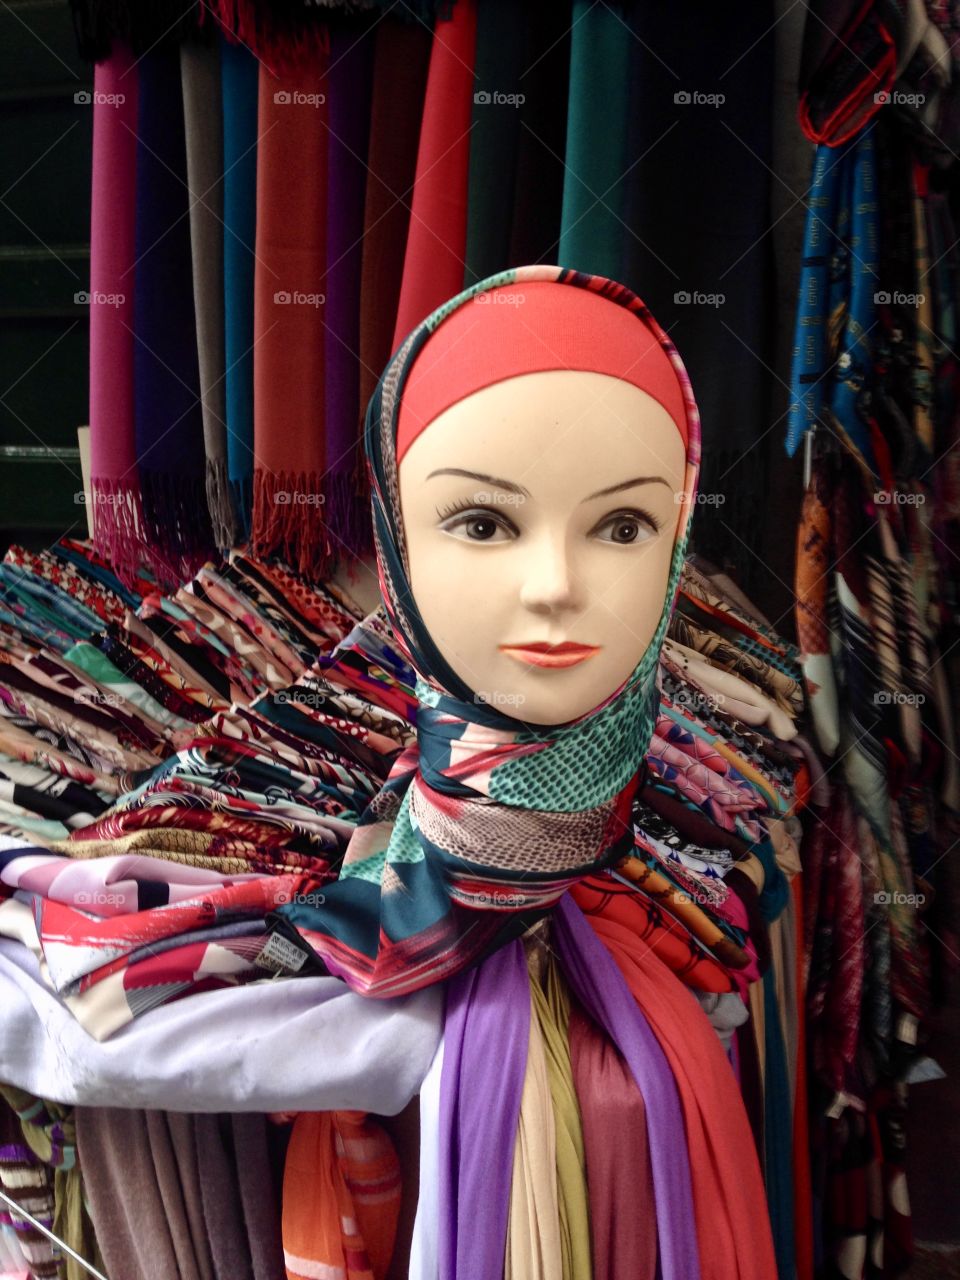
top-left (139, 469), bottom-right (216, 588)
top-left (252, 468), bottom-right (335, 581)
top-left (205, 456), bottom-right (240, 552)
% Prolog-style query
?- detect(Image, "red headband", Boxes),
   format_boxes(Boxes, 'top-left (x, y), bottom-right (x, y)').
top-left (395, 280), bottom-right (689, 464)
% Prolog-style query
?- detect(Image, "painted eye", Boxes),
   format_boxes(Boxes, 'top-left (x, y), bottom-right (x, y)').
top-left (435, 503), bottom-right (516, 542)
top-left (594, 511), bottom-right (660, 544)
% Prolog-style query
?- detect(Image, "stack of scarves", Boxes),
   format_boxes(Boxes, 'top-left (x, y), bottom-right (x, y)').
top-left (0, 528), bottom-right (825, 1278)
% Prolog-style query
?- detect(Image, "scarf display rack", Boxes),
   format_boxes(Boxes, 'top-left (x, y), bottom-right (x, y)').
top-left (0, 1), bottom-right (958, 1279)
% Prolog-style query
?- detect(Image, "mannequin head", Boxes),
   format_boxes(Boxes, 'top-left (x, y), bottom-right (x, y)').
top-left (398, 369), bottom-right (687, 725)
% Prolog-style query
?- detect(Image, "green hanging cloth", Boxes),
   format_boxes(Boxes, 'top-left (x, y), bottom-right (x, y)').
top-left (559, 1), bottom-right (631, 279)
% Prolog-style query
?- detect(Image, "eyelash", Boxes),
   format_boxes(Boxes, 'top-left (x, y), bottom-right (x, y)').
top-left (433, 498), bottom-right (664, 536)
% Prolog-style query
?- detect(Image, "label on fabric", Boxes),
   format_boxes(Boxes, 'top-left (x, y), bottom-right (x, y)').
top-left (253, 933), bottom-right (310, 974)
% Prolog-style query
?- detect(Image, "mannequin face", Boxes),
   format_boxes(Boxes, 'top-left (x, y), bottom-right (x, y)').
top-left (398, 369), bottom-right (687, 726)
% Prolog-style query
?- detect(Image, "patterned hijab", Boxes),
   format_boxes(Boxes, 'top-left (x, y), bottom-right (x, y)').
top-left (274, 265), bottom-right (702, 997)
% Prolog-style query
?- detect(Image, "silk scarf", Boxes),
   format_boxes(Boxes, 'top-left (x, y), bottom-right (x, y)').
top-left (274, 264), bottom-right (702, 997)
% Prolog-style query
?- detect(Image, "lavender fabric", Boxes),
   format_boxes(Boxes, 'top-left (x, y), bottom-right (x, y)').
top-left (438, 938), bottom-right (530, 1280)
top-left (554, 895), bottom-right (702, 1280)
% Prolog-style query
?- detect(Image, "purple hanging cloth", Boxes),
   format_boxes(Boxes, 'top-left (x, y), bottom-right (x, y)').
top-left (437, 938), bottom-right (529, 1280)
top-left (554, 894), bottom-right (702, 1280)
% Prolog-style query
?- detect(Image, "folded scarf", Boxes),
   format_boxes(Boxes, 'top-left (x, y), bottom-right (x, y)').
top-left (275, 264), bottom-right (702, 997)
top-left (133, 48), bottom-right (214, 580)
top-left (0, 934), bottom-right (441, 1113)
top-left (88, 44), bottom-right (145, 585)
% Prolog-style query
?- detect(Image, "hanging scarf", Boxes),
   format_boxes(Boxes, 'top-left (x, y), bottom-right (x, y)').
top-left (391, 0), bottom-right (477, 348)
top-left (323, 20), bottom-right (377, 559)
top-left (274, 264), bottom-right (701, 998)
top-left (180, 37), bottom-right (238, 551)
top-left (787, 127), bottom-right (880, 474)
top-left (88, 44), bottom-right (146, 586)
top-left (251, 52), bottom-right (333, 577)
top-left (559, 1), bottom-right (630, 281)
top-left (221, 37), bottom-right (259, 538)
top-left (133, 47), bottom-right (214, 581)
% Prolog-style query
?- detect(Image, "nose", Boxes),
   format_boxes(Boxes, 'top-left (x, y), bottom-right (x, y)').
top-left (518, 532), bottom-right (583, 613)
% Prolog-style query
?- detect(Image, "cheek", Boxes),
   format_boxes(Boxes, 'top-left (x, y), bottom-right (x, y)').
top-left (589, 538), bottom-right (674, 641)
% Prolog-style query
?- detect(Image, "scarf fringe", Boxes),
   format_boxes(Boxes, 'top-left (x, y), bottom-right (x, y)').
top-left (230, 474), bottom-right (253, 544)
top-left (89, 477), bottom-right (151, 589)
top-left (205, 456), bottom-right (240, 552)
top-left (68, 0), bottom-right (202, 60)
top-left (252, 468), bottom-right (336, 581)
top-left (201, 0), bottom-right (332, 72)
top-left (326, 463), bottom-right (374, 561)
top-left (139, 469), bottom-right (216, 588)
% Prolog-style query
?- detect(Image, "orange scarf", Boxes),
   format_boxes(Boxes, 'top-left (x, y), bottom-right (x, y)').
top-left (283, 1111), bottom-right (402, 1280)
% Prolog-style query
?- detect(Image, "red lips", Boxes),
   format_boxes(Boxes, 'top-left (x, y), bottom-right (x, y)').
top-left (498, 641), bottom-right (601, 669)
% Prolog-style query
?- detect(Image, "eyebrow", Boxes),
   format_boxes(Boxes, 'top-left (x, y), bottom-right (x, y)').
top-left (425, 468), bottom-right (672, 501)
